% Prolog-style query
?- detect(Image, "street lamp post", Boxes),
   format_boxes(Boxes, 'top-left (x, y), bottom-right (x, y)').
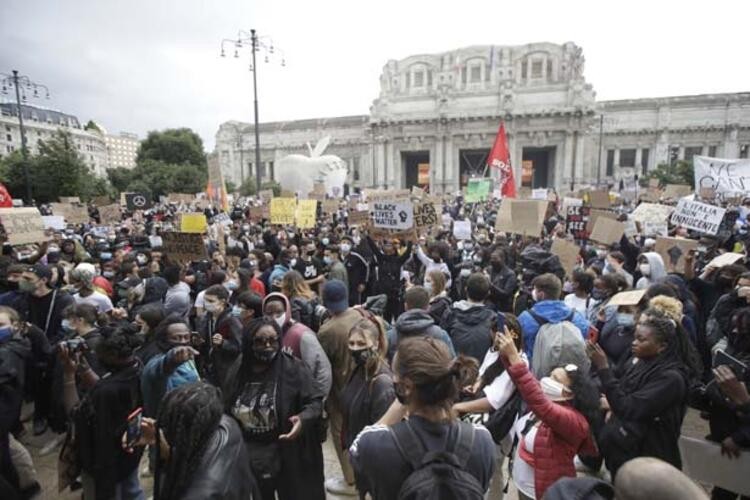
top-left (1, 70), bottom-right (50, 205)
top-left (221, 29), bottom-right (285, 194)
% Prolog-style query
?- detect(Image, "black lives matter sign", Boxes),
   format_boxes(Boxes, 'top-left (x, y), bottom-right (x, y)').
top-left (566, 206), bottom-right (591, 240)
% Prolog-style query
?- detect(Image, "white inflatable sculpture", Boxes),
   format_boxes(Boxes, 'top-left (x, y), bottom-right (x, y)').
top-left (275, 136), bottom-right (349, 198)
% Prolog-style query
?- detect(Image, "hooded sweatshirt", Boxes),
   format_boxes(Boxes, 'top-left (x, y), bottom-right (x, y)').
top-left (388, 309), bottom-right (455, 361)
top-left (440, 300), bottom-right (495, 361)
top-left (262, 292), bottom-right (332, 401)
top-left (635, 252), bottom-right (667, 290)
top-left (518, 300), bottom-right (591, 360)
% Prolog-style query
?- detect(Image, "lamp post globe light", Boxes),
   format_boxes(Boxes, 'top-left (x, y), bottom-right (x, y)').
top-left (220, 29), bottom-right (285, 194)
top-left (1, 70), bottom-right (51, 205)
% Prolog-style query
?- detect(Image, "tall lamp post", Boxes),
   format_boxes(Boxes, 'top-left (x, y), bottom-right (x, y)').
top-left (1, 70), bottom-right (50, 204)
top-left (220, 30), bottom-right (285, 194)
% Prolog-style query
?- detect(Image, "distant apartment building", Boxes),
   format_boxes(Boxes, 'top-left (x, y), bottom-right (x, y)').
top-left (105, 131), bottom-right (139, 169)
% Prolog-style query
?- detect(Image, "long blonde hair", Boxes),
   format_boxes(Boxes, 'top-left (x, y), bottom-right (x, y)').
top-left (281, 270), bottom-right (315, 300)
top-left (427, 270), bottom-right (446, 298)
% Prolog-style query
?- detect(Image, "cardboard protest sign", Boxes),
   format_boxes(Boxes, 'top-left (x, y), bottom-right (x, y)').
top-left (631, 203), bottom-right (674, 224)
top-left (0, 208), bottom-right (48, 245)
top-left (411, 186), bottom-right (425, 200)
top-left (248, 206), bottom-right (265, 222)
top-left (59, 196), bottom-right (80, 204)
top-left (308, 191), bottom-right (326, 202)
top-left (638, 190), bottom-right (661, 203)
top-left (670, 198), bottom-right (726, 235)
top-left (50, 203), bottom-right (89, 225)
top-left (586, 209), bottom-right (619, 234)
top-left (295, 200), bottom-right (317, 229)
top-left (679, 436), bottom-right (750, 496)
top-left (589, 218), bottom-right (625, 245)
top-left (365, 189), bottom-right (411, 203)
top-left (312, 182), bottom-right (326, 195)
top-left (655, 237), bottom-right (698, 274)
top-left (92, 196), bottom-right (111, 207)
top-left (348, 210), bottom-right (370, 227)
top-left (322, 200), bottom-right (339, 215)
top-left (180, 213), bottom-right (208, 234)
top-left (648, 178), bottom-right (660, 189)
top-left (608, 289), bottom-right (647, 307)
top-left (98, 204), bottom-right (122, 225)
top-left (642, 221), bottom-right (669, 237)
top-left (270, 198), bottom-right (296, 225)
top-left (414, 202), bottom-right (439, 233)
top-left (372, 201), bottom-right (413, 230)
top-left (566, 206), bottom-right (591, 240)
top-left (464, 178), bottom-right (492, 203)
top-left (550, 238), bottom-right (580, 278)
top-left (41, 215), bottom-right (65, 231)
top-left (532, 188), bottom-right (548, 200)
top-left (453, 220), bottom-right (472, 240)
top-left (663, 184), bottom-right (693, 199)
top-left (168, 193), bottom-right (195, 204)
top-left (588, 189), bottom-right (611, 209)
top-left (258, 190), bottom-right (274, 204)
top-left (160, 232), bottom-right (206, 262)
top-left (495, 199), bottom-right (548, 237)
top-left (694, 156), bottom-right (750, 199)
top-left (706, 252), bottom-right (745, 269)
top-left (125, 193), bottom-right (152, 211)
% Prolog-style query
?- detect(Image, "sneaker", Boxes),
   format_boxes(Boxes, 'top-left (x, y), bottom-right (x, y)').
top-left (39, 433), bottom-right (65, 456)
top-left (32, 418), bottom-right (48, 436)
top-left (325, 477), bottom-right (357, 496)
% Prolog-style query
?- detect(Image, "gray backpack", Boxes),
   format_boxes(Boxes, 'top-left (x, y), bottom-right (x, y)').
top-left (529, 310), bottom-right (590, 378)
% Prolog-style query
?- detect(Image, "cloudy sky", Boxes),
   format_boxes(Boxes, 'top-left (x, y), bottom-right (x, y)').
top-left (2, 0), bottom-right (748, 150)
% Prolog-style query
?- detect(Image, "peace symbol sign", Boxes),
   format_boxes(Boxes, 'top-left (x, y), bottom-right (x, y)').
top-left (132, 195), bottom-right (147, 207)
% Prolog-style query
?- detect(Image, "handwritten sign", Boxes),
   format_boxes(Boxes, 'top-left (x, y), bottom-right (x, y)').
top-left (348, 210), bottom-right (370, 227)
top-left (168, 193), bottom-right (195, 204)
top-left (414, 202), bottom-right (439, 232)
top-left (694, 156), bottom-right (750, 200)
top-left (566, 206), bottom-right (591, 240)
top-left (322, 200), bottom-right (339, 215)
top-left (51, 203), bottom-right (89, 225)
top-left (495, 199), bottom-right (548, 237)
top-left (663, 184), bottom-right (693, 199)
top-left (706, 252), bottom-right (744, 269)
top-left (532, 188), bottom-right (548, 200)
top-left (41, 215), bottom-right (66, 231)
top-left (295, 200), bottom-right (317, 229)
top-left (248, 206), bottom-right (265, 222)
top-left (464, 178), bottom-right (492, 203)
top-left (608, 289), bottom-right (647, 307)
top-left (588, 189), bottom-right (611, 209)
top-left (270, 198), bottom-right (296, 225)
top-left (655, 237), bottom-right (698, 274)
top-left (0, 208), bottom-right (49, 245)
top-left (92, 195), bottom-right (111, 207)
top-left (670, 198), bottom-right (726, 235)
top-left (453, 220), bottom-right (472, 240)
top-left (180, 213), bottom-right (208, 234)
top-left (98, 204), bottom-right (122, 225)
top-left (372, 201), bottom-right (414, 230)
top-left (161, 232), bottom-right (207, 262)
top-left (631, 202), bottom-right (674, 225)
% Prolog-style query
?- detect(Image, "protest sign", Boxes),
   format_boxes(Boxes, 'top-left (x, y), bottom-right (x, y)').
top-left (149, 235), bottom-right (163, 248)
top-left (670, 198), bottom-right (726, 235)
top-left (98, 204), bottom-right (122, 225)
top-left (699, 187), bottom-right (716, 200)
top-left (586, 209), bottom-right (618, 234)
top-left (679, 436), bottom-right (750, 496)
top-left (642, 221), bottom-right (669, 237)
top-left (566, 206), bottom-right (591, 240)
top-left (295, 200), bottom-right (317, 229)
top-left (550, 238), bottom-right (580, 278)
top-left (496, 199), bottom-right (547, 237)
top-left (517, 187), bottom-right (532, 199)
top-left (608, 289), bottom-right (646, 307)
top-left (589, 218), bottom-right (625, 245)
top-left (453, 220), bottom-right (472, 240)
top-left (92, 196), bottom-right (111, 207)
top-left (706, 252), bottom-right (745, 269)
top-left (259, 190), bottom-right (274, 204)
top-left (631, 203), bottom-right (674, 224)
top-left (411, 186), bottom-right (425, 200)
top-left (694, 156), bottom-right (750, 200)
top-left (125, 193), bottom-right (152, 211)
top-left (532, 188), bottom-right (548, 200)
top-left (372, 201), bottom-right (414, 230)
top-left (59, 196), bottom-right (80, 204)
top-left (322, 200), bottom-right (339, 215)
top-left (369, 226), bottom-right (418, 243)
top-left (161, 232), bottom-right (206, 262)
top-left (624, 217), bottom-right (638, 237)
top-left (51, 203), bottom-right (89, 224)
top-left (365, 189), bottom-right (410, 203)
top-left (270, 198), bottom-right (296, 225)
top-left (248, 206), bottom-right (265, 222)
top-left (180, 213), bottom-right (208, 234)
top-left (560, 197), bottom-right (583, 216)
top-left (348, 210), bottom-right (370, 227)
top-left (0, 208), bottom-right (48, 245)
top-left (168, 193), bottom-right (195, 204)
top-left (588, 189), bottom-right (611, 209)
top-left (663, 184), bottom-right (693, 199)
top-left (41, 215), bottom-right (65, 231)
top-left (308, 191), bottom-right (326, 202)
top-left (280, 190), bottom-right (295, 199)
top-left (312, 182), bottom-right (326, 195)
top-left (638, 189), bottom-right (661, 203)
top-left (464, 178), bottom-right (492, 203)
top-left (648, 178), bottom-right (660, 189)
top-left (414, 202), bottom-right (439, 233)
top-left (655, 237), bottom-right (698, 274)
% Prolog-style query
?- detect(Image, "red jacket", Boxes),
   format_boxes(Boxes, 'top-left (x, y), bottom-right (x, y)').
top-left (507, 361), bottom-right (597, 499)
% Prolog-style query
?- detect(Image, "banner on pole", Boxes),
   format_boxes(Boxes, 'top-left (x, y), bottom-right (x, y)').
top-left (694, 156), bottom-right (750, 200)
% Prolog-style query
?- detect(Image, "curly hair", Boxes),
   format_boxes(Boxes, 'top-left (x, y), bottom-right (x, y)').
top-left (648, 295), bottom-right (683, 324)
top-left (154, 382), bottom-right (223, 500)
top-left (567, 367), bottom-right (603, 432)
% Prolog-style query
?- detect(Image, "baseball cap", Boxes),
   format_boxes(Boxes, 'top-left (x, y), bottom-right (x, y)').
top-left (27, 264), bottom-right (52, 281)
top-left (322, 280), bottom-right (349, 314)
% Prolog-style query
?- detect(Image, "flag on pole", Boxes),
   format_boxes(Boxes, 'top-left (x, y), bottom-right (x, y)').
top-left (488, 122), bottom-right (516, 198)
top-left (0, 183), bottom-right (13, 208)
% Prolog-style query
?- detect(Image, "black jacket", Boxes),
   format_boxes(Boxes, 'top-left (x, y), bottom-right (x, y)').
top-left (703, 347), bottom-right (750, 447)
top-left (366, 237), bottom-right (412, 296)
top-left (202, 309), bottom-right (243, 385)
top-left (344, 251), bottom-right (369, 305)
top-left (706, 291), bottom-right (745, 348)
top-left (488, 265), bottom-right (517, 313)
top-left (440, 300), bottom-right (495, 362)
top-left (340, 363), bottom-right (395, 449)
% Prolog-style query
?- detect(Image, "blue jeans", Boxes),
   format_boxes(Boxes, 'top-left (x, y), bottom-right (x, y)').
top-left (83, 467), bottom-right (145, 500)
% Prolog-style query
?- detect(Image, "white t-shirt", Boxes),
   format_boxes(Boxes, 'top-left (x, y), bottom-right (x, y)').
top-left (74, 291), bottom-right (113, 314)
top-left (564, 293), bottom-right (591, 318)
top-left (512, 413), bottom-right (539, 499)
top-left (478, 350), bottom-right (528, 411)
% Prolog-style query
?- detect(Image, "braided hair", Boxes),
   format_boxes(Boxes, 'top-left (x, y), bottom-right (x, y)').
top-left (154, 382), bottom-right (223, 500)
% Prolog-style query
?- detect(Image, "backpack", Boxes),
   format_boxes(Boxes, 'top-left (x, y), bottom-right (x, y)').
top-left (483, 390), bottom-right (523, 444)
top-left (390, 421), bottom-right (485, 500)
top-left (529, 310), bottom-right (590, 379)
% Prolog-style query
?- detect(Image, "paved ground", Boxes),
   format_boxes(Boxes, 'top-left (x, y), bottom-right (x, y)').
top-left (21, 405), bottom-right (710, 500)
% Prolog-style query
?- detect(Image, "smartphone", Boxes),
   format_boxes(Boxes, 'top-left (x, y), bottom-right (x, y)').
top-left (714, 350), bottom-right (748, 379)
top-left (125, 407), bottom-right (143, 448)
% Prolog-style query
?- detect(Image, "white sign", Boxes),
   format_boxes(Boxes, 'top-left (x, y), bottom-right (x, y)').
top-left (371, 201), bottom-right (414, 230)
top-left (631, 202), bottom-right (674, 224)
top-left (41, 215), bottom-right (66, 231)
top-left (694, 156), bottom-right (750, 200)
top-left (532, 188), bottom-right (548, 200)
top-left (670, 199), bottom-right (726, 235)
top-left (643, 221), bottom-right (669, 237)
top-left (453, 220), bottom-right (472, 240)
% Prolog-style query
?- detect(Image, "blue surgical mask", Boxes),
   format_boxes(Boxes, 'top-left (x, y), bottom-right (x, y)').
top-left (224, 280), bottom-right (238, 291)
top-left (61, 319), bottom-right (74, 333)
top-left (0, 326), bottom-right (13, 343)
top-left (231, 306), bottom-right (244, 318)
top-left (323, 256), bottom-right (333, 265)
top-left (616, 313), bottom-right (635, 326)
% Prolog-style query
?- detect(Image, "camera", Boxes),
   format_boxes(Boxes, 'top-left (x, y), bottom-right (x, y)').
top-left (59, 337), bottom-right (88, 353)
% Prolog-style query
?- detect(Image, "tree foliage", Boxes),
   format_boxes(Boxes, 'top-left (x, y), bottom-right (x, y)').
top-left (642, 160), bottom-right (695, 187)
top-left (238, 177), bottom-right (280, 197)
top-left (136, 128), bottom-right (206, 167)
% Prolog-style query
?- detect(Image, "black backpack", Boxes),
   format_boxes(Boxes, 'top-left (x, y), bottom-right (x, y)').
top-left (483, 390), bottom-right (523, 444)
top-left (390, 421), bottom-right (485, 500)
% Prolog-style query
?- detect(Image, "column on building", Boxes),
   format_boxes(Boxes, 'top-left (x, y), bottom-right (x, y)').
top-left (574, 130), bottom-right (585, 189)
top-left (724, 126), bottom-right (740, 158)
top-left (445, 134), bottom-right (455, 193)
top-left (386, 140), bottom-right (395, 188)
top-left (434, 133), bottom-right (444, 193)
top-left (562, 131), bottom-right (574, 189)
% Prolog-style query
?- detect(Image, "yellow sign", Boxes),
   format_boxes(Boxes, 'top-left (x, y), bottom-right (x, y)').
top-left (270, 198), bottom-right (296, 225)
top-left (180, 213), bottom-right (207, 234)
top-left (295, 200), bottom-right (318, 229)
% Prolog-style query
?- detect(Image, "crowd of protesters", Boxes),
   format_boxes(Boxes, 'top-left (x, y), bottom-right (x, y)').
top-left (0, 186), bottom-right (747, 500)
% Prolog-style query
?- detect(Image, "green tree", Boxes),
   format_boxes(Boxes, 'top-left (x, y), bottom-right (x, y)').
top-left (225, 180), bottom-right (237, 193)
top-left (642, 160), bottom-right (694, 187)
top-left (107, 167), bottom-right (134, 193)
top-left (238, 178), bottom-right (280, 197)
top-left (84, 120), bottom-right (102, 133)
top-left (137, 128), bottom-right (206, 167)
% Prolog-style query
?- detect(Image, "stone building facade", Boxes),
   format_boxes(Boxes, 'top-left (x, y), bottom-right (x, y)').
top-left (215, 42), bottom-right (750, 193)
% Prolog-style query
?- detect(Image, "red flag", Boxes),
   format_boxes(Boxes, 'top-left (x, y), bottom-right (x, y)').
top-left (0, 183), bottom-right (13, 208)
top-left (488, 122), bottom-right (516, 198)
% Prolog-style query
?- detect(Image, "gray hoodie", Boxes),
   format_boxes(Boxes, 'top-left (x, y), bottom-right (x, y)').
top-left (636, 252), bottom-right (667, 290)
top-left (388, 309), bottom-right (455, 361)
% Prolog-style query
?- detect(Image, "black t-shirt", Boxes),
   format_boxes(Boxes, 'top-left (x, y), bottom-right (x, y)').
top-left (27, 290), bottom-right (75, 341)
top-left (294, 258), bottom-right (324, 281)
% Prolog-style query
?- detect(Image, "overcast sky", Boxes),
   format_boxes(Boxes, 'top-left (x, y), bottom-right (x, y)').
top-left (2, 0), bottom-right (748, 150)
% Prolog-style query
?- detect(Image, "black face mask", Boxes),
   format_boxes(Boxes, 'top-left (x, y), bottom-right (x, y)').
top-left (253, 348), bottom-right (277, 364)
top-left (350, 348), bottom-right (374, 366)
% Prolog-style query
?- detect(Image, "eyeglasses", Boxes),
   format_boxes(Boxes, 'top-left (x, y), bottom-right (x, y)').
top-left (252, 336), bottom-right (279, 348)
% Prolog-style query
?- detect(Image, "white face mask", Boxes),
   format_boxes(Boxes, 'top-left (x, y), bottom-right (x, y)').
top-left (274, 313), bottom-right (286, 329)
top-left (640, 263), bottom-right (651, 276)
top-left (540, 377), bottom-right (568, 401)
top-left (205, 301), bottom-right (220, 314)
top-left (289, 258), bottom-right (297, 268)
top-left (340, 243), bottom-right (351, 254)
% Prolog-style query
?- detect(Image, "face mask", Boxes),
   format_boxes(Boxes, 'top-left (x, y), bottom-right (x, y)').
top-left (102, 271), bottom-right (115, 279)
top-left (350, 347), bottom-right (374, 366)
top-left (289, 258), bottom-right (297, 268)
top-left (61, 319), bottom-right (74, 333)
top-left (253, 348), bottom-right (277, 364)
top-left (531, 289), bottom-right (539, 302)
top-left (424, 282), bottom-right (433, 295)
top-left (473, 255), bottom-right (482, 263)
top-left (136, 255), bottom-right (148, 265)
top-left (0, 326), bottom-right (13, 343)
top-left (562, 281), bottom-right (574, 294)
top-left (616, 313), bottom-right (635, 326)
top-left (274, 314), bottom-right (286, 329)
top-left (224, 280), bottom-right (238, 291)
top-left (541, 377), bottom-right (568, 401)
top-left (596, 250), bottom-right (607, 258)
top-left (18, 280), bottom-right (37, 293)
top-left (591, 288), bottom-right (606, 301)
top-left (205, 302), bottom-right (221, 314)
top-left (231, 306), bottom-right (244, 318)
top-left (639, 263), bottom-right (651, 276)
top-left (323, 256), bottom-right (333, 265)
top-left (464, 243), bottom-right (474, 251)
top-left (321, 238), bottom-right (330, 246)
top-left (340, 243), bottom-right (351, 254)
